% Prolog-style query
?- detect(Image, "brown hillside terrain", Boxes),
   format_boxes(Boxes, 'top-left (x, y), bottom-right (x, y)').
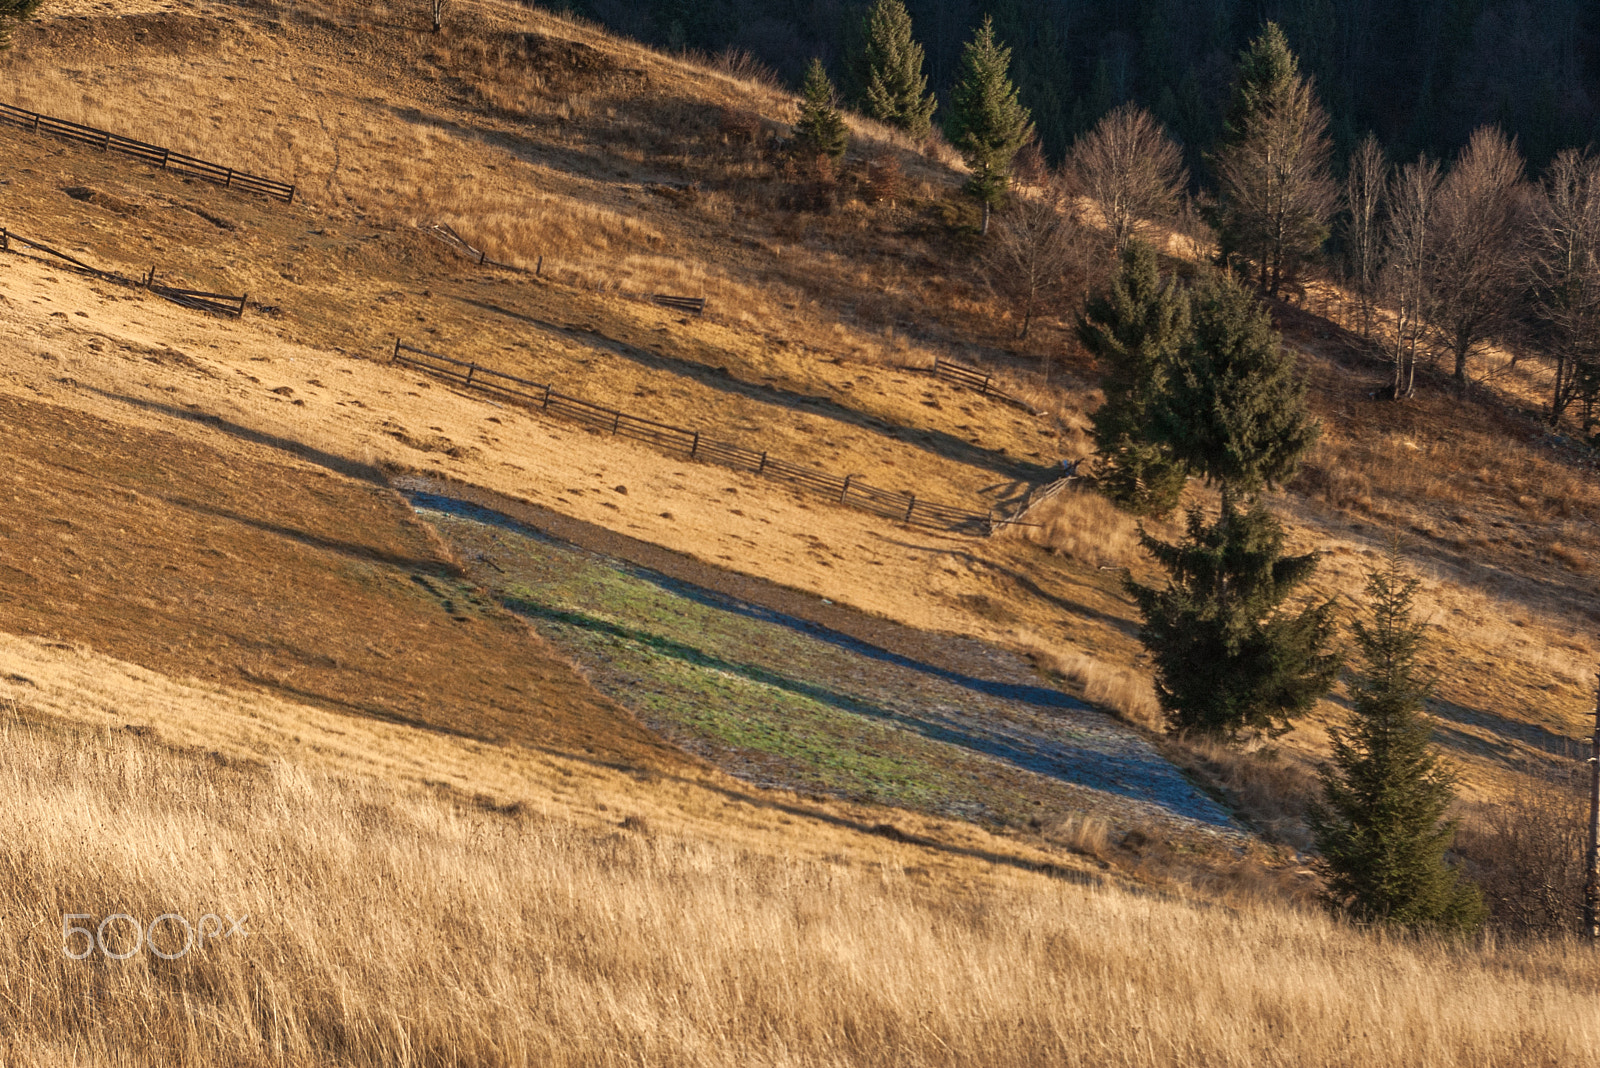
top-left (2, 0), bottom-right (1596, 819)
top-left (1, 2), bottom-right (1600, 1064)
top-left (0, 0), bottom-right (1593, 844)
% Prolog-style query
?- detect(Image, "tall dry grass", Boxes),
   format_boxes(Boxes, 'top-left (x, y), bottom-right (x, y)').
top-left (999, 480), bottom-right (1151, 570)
top-left (4, 706), bottom-right (1598, 1067)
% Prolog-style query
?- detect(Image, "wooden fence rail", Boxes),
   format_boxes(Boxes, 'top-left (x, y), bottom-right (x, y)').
top-left (928, 358), bottom-right (1036, 412)
top-left (1, 225), bottom-right (248, 318)
top-left (0, 101), bottom-right (296, 203)
top-left (652, 294), bottom-right (707, 316)
top-left (390, 339), bottom-right (999, 534)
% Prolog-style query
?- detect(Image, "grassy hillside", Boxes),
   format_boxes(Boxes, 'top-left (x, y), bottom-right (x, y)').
top-left (2, 704), bottom-right (1597, 1067)
top-left (5, 0), bottom-right (1594, 806)
top-left (1, 0), bottom-right (1599, 1061)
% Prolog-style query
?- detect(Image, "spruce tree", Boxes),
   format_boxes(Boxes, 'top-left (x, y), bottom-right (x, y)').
top-left (1079, 241), bottom-right (1191, 517)
top-left (793, 57), bottom-right (849, 162)
top-left (946, 16), bottom-right (1034, 234)
top-left (1127, 501), bottom-right (1341, 739)
top-left (1210, 22), bottom-right (1338, 297)
top-left (858, 0), bottom-right (936, 140)
top-left (1156, 270), bottom-right (1319, 503)
top-left (1309, 549), bottom-right (1485, 931)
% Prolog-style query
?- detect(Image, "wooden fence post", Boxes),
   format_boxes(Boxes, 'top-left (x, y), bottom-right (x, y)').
top-left (225, 168), bottom-right (234, 189)
top-left (839, 474), bottom-right (853, 502)
top-left (611, 411), bottom-right (622, 434)
top-left (757, 451), bottom-right (767, 474)
top-left (464, 364), bottom-right (476, 387)
top-left (101, 131), bottom-right (111, 151)
top-left (392, 337), bottom-right (401, 363)
top-left (904, 496), bottom-right (917, 524)
top-left (0, 229), bottom-right (7, 252)
top-left (536, 256), bottom-right (543, 276)
top-left (161, 148), bottom-right (170, 169)
top-left (541, 384), bottom-right (552, 409)
top-left (690, 431), bottom-right (699, 459)
top-left (287, 185), bottom-right (296, 204)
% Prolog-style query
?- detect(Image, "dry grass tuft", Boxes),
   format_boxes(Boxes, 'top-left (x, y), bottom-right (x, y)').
top-left (1037, 648), bottom-right (1163, 730)
top-left (1003, 481), bottom-right (1148, 570)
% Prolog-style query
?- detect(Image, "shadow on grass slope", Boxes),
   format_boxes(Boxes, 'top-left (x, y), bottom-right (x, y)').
top-left (407, 489), bottom-right (1238, 840)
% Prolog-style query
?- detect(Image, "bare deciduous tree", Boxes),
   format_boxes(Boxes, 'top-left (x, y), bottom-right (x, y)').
top-left (1457, 763), bottom-right (1591, 936)
top-left (1430, 126), bottom-right (1529, 387)
top-left (1341, 134), bottom-right (1388, 339)
top-left (1069, 103), bottom-right (1187, 258)
top-left (1530, 147), bottom-right (1600, 430)
top-left (982, 183), bottom-right (1083, 347)
top-left (1380, 155), bottom-right (1441, 400)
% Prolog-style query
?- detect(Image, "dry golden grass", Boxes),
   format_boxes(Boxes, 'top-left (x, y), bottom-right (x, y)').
top-left (4, 698), bottom-right (1599, 1068)
top-left (999, 480), bottom-right (1151, 570)
top-left (1034, 647), bottom-right (1163, 731)
top-left (1, 0), bottom-right (993, 377)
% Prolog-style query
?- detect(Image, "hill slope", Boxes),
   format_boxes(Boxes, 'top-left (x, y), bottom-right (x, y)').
top-left (1, 0), bottom-right (1600, 1061)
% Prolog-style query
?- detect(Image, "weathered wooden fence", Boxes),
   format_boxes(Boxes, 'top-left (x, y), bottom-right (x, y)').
top-left (423, 223), bottom-right (525, 272)
top-left (1, 226), bottom-right (248, 318)
top-left (0, 102), bottom-right (296, 203)
top-left (652, 294), bottom-right (707, 315)
top-left (931, 357), bottom-right (1029, 409)
top-left (390, 339), bottom-right (998, 534)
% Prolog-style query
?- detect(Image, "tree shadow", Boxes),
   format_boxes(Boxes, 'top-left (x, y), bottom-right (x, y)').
top-left (879, 535), bottom-right (1144, 641)
top-left (410, 488), bottom-right (1074, 708)
top-left (159, 494), bottom-right (457, 576)
top-left (451, 295), bottom-right (1055, 489)
top-left (81, 387), bottom-right (387, 483)
top-left (1427, 695), bottom-right (1586, 766)
top-left (500, 593), bottom-right (1232, 828)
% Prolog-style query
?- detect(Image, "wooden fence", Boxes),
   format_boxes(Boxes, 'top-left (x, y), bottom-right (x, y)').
top-left (0, 102), bottom-right (296, 203)
top-left (390, 339), bottom-right (997, 534)
top-left (931, 358), bottom-right (1028, 409)
top-left (423, 223), bottom-right (525, 272)
top-left (652, 294), bottom-right (707, 316)
top-left (1, 226), bottom-right (248, 318)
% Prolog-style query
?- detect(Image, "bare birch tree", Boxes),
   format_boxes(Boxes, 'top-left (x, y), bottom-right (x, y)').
top-left (1341, 135), bottom-right (1388, 338)
top-left (1381, 156), bottom-right (1441, 400)
top-left (1530, 148), bottom-right (1600, 430)
top-left (1069, 103), bottom-right (1187, 259)
top-left (1430, 126), bottom-right (1529, 387)
top-left (982, 183), bottom-right (1083, 343)
top-left (431, 0), bottom-right (447, 32)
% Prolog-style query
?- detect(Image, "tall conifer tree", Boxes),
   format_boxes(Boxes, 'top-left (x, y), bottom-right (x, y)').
top-left (1080, 241), bottom-right (1191, 516)
top-left (1126, 501), bottom-right (1341, 739)
top-left (1309, 549), bottom-right (1485, 931)
top-left (947, 16), bottom-right (1034, 234)
top-left (1155, 270), bottom-right (1319, 503)
top-left (794, 57), bottom-right (850, 162)
top-left (858, 0), bottom-right (936, 139)
top-left (1210, 23), bottom-right (1338, 297)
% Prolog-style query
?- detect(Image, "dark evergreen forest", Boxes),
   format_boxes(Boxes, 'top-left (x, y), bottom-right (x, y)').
top-left (542, 0), bottom-right (1600, 170)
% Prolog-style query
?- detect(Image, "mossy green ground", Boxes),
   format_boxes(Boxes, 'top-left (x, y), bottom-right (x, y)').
top-left (414, 495), bottom-right (1236, 837)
